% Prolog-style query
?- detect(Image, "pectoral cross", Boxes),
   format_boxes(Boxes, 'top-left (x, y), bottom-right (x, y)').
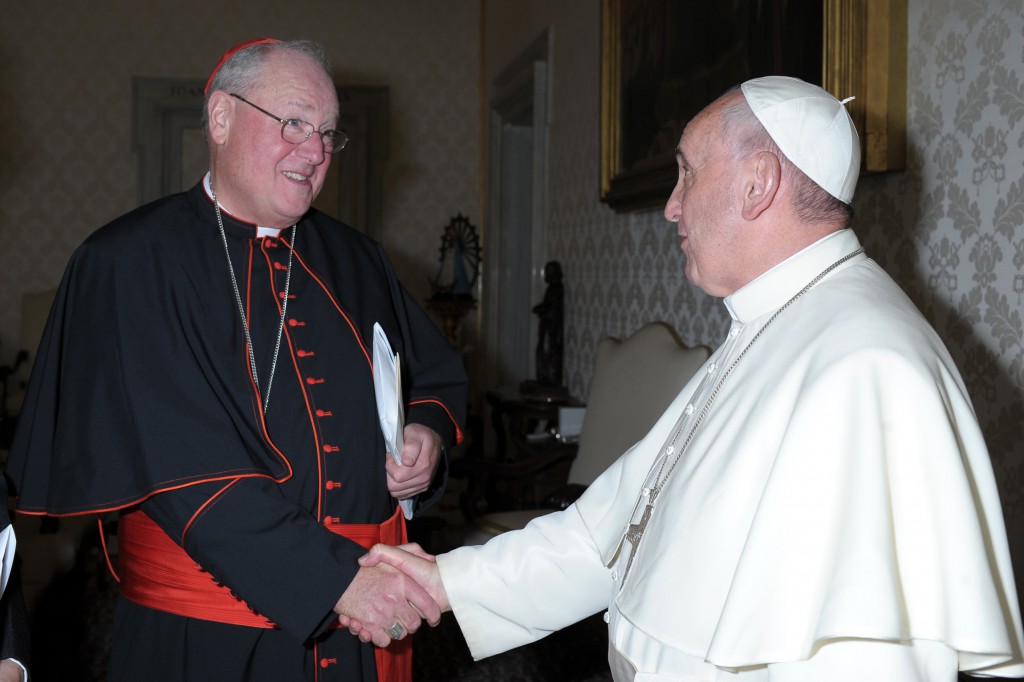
top-left (621, 488), bottom-right (657, 584)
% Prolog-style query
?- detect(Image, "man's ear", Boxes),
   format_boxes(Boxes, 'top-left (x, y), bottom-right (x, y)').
top-left (207, 91), bottom-right (234, 145)
top-left (741, 150), bottom-right (781, 220)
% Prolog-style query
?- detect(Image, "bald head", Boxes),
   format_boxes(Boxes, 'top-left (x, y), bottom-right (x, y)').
top-left (201, 39), bottom-right (333, 142)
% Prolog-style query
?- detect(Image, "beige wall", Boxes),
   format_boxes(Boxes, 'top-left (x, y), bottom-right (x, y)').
top-left (484, 0), bottom-right (1024, 598)
top-left (0, 0), bottom-right (481, 353)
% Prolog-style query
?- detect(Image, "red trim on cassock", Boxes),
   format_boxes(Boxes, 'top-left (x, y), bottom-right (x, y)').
top-left (290, 246), bottom-right (463, 446)
top-left (408, 398), bottom-right (465, 444)
top-left (118, 506), bottom-right (412, 682)
top-left (13, 468), bottom-right (289, 517)
top-left (292, 248), bottom-right (373, 369)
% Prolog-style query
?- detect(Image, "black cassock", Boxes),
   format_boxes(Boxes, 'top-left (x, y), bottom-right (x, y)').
top-left (7, 181), bottom-right (467, 681)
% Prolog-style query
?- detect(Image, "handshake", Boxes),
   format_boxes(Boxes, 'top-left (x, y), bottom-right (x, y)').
top-left (333, 543), bottom-right (451, 648)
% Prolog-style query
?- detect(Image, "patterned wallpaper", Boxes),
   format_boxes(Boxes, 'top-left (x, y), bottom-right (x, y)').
top-left (531, 0), bottom-right (1024, 589)
top-left (0, 0), bottom-right (481, 355)
top-left (858, 0), bottom-right (1024, 530)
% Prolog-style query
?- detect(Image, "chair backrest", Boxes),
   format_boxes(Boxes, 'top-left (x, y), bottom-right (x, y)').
top-left (567, 322), bottom-right (710, 486)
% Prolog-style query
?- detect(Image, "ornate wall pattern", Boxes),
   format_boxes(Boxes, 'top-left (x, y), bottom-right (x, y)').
top-left (0, 0), bottom-right (480, 356)
top-left (857, 0), bottom-right (1024, 534)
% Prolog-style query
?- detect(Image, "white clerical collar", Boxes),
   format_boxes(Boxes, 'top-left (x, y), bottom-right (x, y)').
top-left (202, 172), bottom-right (283, 238)
top-left (724, 229), bottom-right (864, 324)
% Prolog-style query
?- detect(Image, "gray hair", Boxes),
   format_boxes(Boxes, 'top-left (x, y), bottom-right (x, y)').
top-left (201, 40), bottom-right (333, 141)
top-left (717, 88), bottom-right (854, 227)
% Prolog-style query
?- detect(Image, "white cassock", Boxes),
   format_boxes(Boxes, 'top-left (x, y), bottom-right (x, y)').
top-left (437, 229), bottom-right (1024, 681)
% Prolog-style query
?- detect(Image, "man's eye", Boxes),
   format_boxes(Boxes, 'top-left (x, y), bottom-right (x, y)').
top-left (283, 119), bottom-right (305, 130)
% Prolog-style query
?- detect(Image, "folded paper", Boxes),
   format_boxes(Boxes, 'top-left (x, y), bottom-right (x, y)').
top-left (373, 323), bottom-right (413, 519)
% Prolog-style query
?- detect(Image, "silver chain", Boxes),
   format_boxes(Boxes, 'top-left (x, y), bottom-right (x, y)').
top-left (650, 247), bottom-right (865, 500)
top-left (210, 187), bottom-right (296, 414)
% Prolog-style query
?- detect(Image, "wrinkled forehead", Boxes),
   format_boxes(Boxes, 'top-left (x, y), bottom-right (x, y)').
top-left (260, 50), bottom-right (335, 91)
top-left (681, 92), bottom-right (744, 157)
top-left (256, 52), bottom-right (340, 115)
top-left (678, 104), bottom-right (718, 160)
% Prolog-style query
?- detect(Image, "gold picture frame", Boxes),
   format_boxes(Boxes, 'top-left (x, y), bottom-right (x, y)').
top-left (599, 0), bottom-right (907, 212)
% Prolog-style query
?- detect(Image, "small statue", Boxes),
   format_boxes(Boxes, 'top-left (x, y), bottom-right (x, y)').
top-left (532, 261), bottom-right (564, 388)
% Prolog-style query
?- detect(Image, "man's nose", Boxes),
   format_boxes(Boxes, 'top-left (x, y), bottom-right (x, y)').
top-left (296, 134), bottom-right (327, 164)
top-left (664, 189), bottom-right (681, 222)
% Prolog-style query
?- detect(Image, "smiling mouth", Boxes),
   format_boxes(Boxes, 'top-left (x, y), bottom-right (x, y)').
top-left (283, 171), bottom-right (309, 183)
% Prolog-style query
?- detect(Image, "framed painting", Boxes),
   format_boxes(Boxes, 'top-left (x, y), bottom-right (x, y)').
top-left (599, 0), bottom-right (907, 212)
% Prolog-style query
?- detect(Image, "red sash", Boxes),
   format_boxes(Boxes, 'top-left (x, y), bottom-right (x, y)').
top-left (118, 506), bottom-right (412, 682)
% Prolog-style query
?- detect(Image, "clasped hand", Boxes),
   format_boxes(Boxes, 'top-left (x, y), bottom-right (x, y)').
top-left (335, 542), bottom-right (451, 647)
top-left (386, 423), bottom-right (443, 500)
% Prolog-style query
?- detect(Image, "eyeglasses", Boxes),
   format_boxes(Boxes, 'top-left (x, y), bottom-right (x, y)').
top-left (230, 93), bottom-right (348, 154)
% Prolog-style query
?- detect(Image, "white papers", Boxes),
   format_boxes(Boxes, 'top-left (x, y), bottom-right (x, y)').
top-left (0, 525), bottom-right (14, 599)
top-left (373, 323), bottom-right (413, 519)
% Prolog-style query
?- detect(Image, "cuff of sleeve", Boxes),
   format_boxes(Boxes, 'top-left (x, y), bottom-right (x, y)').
top-left (308, 606), bottom-right (343, 641)
top-left (405, 405), bottom-right (459, 446)
top-left (6, 658), bottom-right (26, 681)
top-left (413, 443), bottom-right (449, 515)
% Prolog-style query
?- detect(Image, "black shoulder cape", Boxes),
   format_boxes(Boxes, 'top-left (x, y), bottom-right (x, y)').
top-left (7, 183), bottom-right (466, 515)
